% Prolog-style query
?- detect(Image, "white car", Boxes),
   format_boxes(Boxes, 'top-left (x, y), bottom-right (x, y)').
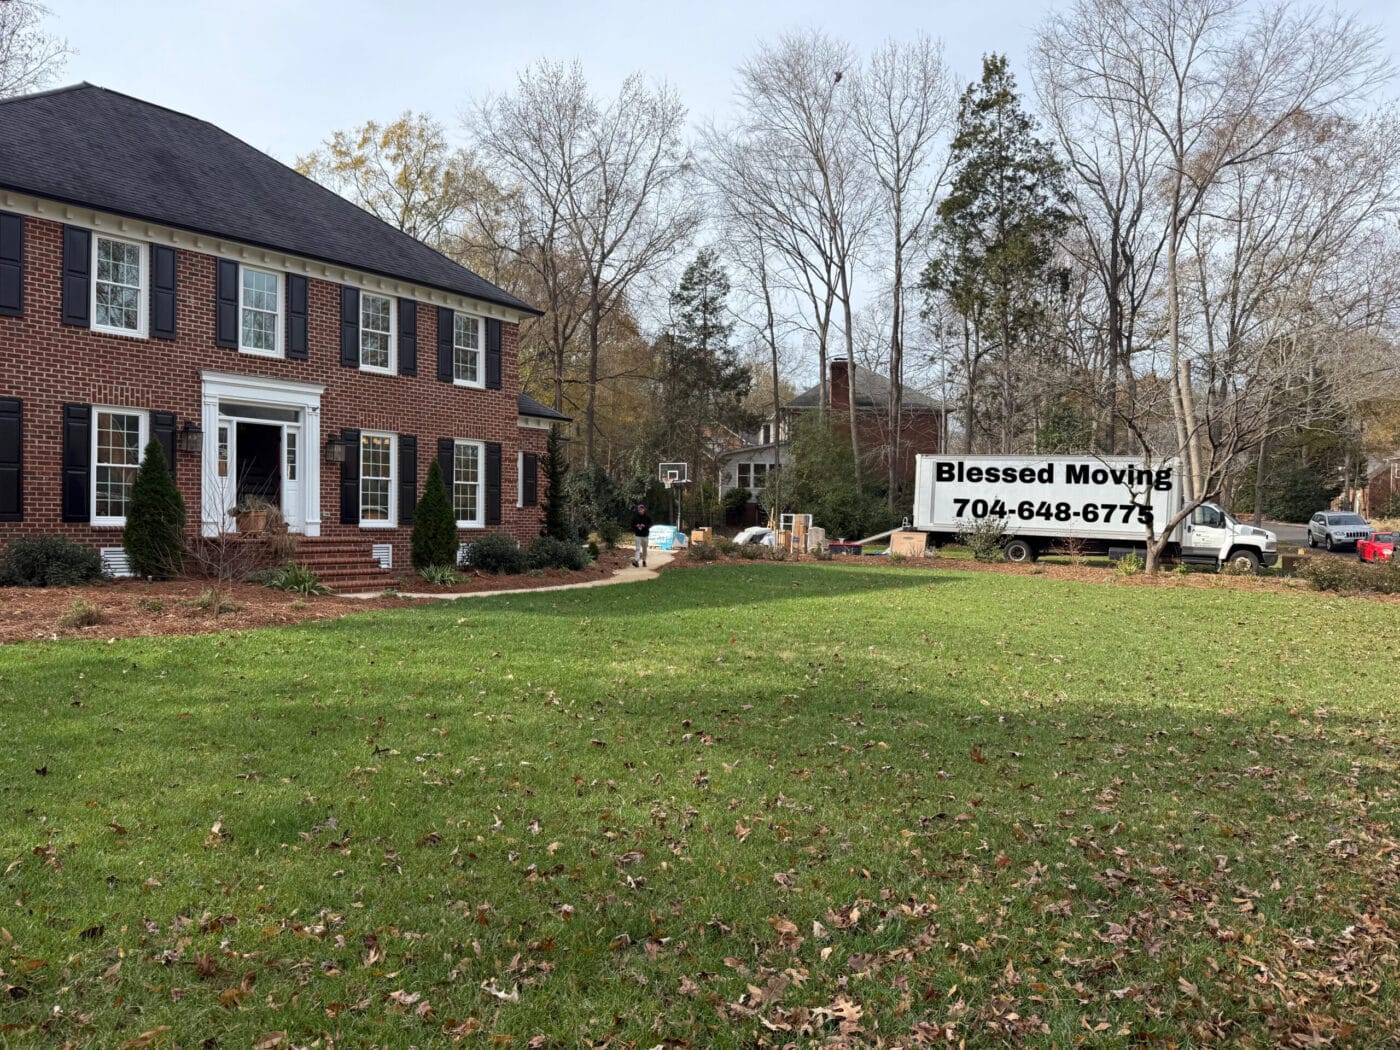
top-left (1308, 511), bottom-right (1372, 551)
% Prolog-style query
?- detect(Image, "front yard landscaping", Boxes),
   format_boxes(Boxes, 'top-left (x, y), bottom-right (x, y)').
top-left (2, 563), bottom-right (1398, 1047)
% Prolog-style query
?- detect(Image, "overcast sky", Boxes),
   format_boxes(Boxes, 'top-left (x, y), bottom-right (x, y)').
top-left (50, 0), bottom-right (1400, 165)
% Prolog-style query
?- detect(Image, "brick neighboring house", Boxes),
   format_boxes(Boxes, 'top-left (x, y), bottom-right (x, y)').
top-left (0, 84), bottom-right (567, 585)
top-left (718, 361), bottom-right (944, 503)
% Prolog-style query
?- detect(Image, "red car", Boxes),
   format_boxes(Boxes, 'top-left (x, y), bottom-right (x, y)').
top-left (1357, 532), bottom-right (1397, 563)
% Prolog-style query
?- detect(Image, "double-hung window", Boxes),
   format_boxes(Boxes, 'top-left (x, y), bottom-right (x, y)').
top-left (92, 236), bottom-right (147, 337)
top-left (92, 408), bottom-right (147, 525)
top-left (359, 431), bottom-right (396, 526)
top-left (737, 462), bottom-right (771, 494)
top-left (360, 293), bottom-right (395, 372)
top-left (453, 312), bottom-right (483, 386)
top-left (453, 440), bottom-right (485, 528)
top-left (239, 266), bottom-right (281, 356)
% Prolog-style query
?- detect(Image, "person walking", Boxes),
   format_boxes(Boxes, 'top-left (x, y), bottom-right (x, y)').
top-left (631, 504), bottom-right (653, 567)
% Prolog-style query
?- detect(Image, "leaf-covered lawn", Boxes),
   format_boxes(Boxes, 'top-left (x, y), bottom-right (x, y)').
top-left (2, 564), bottom-right (1398, 1048)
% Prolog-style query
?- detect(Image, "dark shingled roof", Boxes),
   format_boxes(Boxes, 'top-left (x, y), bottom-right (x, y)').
top-left (518, 393), bottom-right (570, 421)
top-left (0, 84), bottom-right (539, 315)
top-left (788, 363), bottom-right (941, 412)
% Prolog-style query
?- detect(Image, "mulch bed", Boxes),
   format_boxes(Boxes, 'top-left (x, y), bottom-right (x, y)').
top-left (402, 548), bottom-right (634, 593)
top-left (0, 549), bottom-right (640, 645)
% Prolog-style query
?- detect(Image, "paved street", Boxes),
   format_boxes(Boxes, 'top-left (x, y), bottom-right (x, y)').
top-left (1265, 520), bottom-right (1360, 558)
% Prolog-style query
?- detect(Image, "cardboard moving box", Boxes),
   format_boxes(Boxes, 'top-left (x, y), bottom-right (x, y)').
top-left (890, 530), bottom-right (928, 558)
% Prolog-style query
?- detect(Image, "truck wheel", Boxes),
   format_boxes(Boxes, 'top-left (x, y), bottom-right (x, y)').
top-left (1324, 535), bottom-right (1334, 552)
top-left (1003, 539), bottom-right (1036, 564)
top-left (1308, 533), bottom-right (1316, 548)
top-left (1227, 549), bottom-right (1261, 574)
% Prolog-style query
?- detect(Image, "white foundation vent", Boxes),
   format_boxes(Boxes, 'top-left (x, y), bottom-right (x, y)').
top-left (100, 547), bottom-right (133, 578)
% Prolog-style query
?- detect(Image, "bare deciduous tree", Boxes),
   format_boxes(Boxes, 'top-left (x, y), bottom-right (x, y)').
top-left (852, 35), bottom-right (955, 503)
top-left (0, 0), bottom-right (69, 99)
top-left (728, 31), bottom-right (875, 480)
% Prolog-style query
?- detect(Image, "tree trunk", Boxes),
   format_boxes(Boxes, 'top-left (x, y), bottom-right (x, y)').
top-left (583, 281), bottom-right (601, 466)
top-left (1252, 425), bottom-right (1269, 527)
top-left (1104, 230), bottom-right (1121, 454)
top-left (887, 254), bottom-right (903, 509)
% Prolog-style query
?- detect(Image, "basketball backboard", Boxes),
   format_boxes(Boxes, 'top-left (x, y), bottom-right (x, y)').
top-left (657, 462), bottom-right (689, 485)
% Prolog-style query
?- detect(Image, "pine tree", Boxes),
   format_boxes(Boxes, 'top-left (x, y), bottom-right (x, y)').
top-left (123, 439), bottom-right (186, 579)
top-left (922, 54), bottom-right (1068, 453)
top-left (412, 459), bottom-right (457, 569)
top-left (541, 425), bottom-right (569, 540)
top-left (651, 248), bottom-right (753, 486)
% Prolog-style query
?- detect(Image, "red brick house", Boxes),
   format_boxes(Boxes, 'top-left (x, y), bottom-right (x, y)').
top-left (718, 362), bottom-right (943, 505)
top-left (0, 85), bottom-right (565, 585)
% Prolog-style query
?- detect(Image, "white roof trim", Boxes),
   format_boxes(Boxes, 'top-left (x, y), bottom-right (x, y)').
top-left (2, 189), bottom-right (534, 324)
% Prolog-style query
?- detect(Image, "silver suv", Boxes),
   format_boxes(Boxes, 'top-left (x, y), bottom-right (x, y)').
top-left (1308, 511), bottom-right (1372, 551)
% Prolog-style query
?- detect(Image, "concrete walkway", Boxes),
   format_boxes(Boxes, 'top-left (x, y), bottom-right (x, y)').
top-left (342, 547), bottom-right (674, 600)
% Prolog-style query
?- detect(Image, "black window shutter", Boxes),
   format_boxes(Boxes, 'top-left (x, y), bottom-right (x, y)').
top-left (150, 245), bottom-right (177, 340)
top-left (215, 258), bottom-right (238, 347)
top-left (340, 287), bottom-right (360, 367)
top-left (61, 226), bottom-right (91, 327)
top-left (485, 318), bottom-right (503, 390)
top-left (437, 438), bottom-right (455, 505)
top-left (522, 451), bottom-right (538, 507)
top-left (436, 306), bottom-right (454, 382)
top-left (0, 212), bottom-right (23, 318)
top-left (398, 434), bottom-right (417, 525)
top-left (62, 403), bottom-right (91, 522)
top-left (0, 398), bottom-right (21, 521)
top-left (485, 441), bottom-right (502, 526)
top-left (286, 274), bottom-right (308, 360)
top-left (152, 411), bottom-right (177, 480)
top-left (340, 428), bottom-right (361, 525)
top-left (398, 299), bottom-right (418, 376)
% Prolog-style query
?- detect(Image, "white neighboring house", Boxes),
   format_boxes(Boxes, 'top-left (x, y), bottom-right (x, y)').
top-left (717, 417), bottom-right (787, 501)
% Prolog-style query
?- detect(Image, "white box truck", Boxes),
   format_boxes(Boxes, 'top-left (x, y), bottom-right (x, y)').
top-left (911, 454), bottom-right (1278, 571)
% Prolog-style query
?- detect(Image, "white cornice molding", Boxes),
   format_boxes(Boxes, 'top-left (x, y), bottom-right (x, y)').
top-left (2, 190), bottom-right (533, 324)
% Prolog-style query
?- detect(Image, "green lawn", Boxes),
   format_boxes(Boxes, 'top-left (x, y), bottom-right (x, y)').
top-left (3, 564), bottom-right (1398, 1047)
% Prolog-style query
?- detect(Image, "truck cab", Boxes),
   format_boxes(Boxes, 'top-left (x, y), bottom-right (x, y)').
top-left (1180, 503), bottom-right (1278, 570)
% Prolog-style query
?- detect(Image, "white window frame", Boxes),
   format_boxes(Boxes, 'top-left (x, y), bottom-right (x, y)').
top-left (516, 450), bottom-right (524, 507)
top-left (91, 235), bottom-right (148, 338)
top-left (359, 293), bottom-right (396, 374)
top-left (452, 311), bottom-right (485, 389)
top-left (453, 439), bottom-right (486, 529)
top-left (238, 265), bottom-right (283, 358)
top-left (359, 430), bottom-right (397, 528)
top-left (91, 407), bottom-right (149, 527)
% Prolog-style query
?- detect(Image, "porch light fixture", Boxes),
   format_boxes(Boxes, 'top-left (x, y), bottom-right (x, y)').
top-left (177, 419), bottom-right (204, 453)
top-left (324, 434), bottom-right (348, 464)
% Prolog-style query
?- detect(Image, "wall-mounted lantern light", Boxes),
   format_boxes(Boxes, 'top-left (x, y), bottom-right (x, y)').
top-left (177, 419), bottom-right (204, 453)
top-left (325, 434), bottom-right (348, 464)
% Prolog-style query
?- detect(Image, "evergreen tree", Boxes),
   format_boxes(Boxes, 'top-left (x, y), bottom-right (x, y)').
top-left (650, 249), bottom-right (754, 480)
top-left (922, 54), bottom-right (1068, 453)
top-left (540, 425), bottom-right (570, 540)
top-left (123, 439), bottom-right (186, 579)
top-left (411, 459), bottom-right (457, 569)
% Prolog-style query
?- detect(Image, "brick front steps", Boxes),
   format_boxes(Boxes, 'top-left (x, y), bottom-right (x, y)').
top-left (287, 538), bottom-right (399, 593)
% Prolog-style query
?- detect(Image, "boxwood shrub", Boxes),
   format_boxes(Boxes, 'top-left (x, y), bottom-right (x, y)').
top-left (0, 536), bottom-right (106, 587)
top-left (462, 535), bottom-right (526, 574)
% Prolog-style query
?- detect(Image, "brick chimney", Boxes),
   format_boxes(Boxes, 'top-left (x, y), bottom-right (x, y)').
top-left (828, 359), bottom-right (851, 411)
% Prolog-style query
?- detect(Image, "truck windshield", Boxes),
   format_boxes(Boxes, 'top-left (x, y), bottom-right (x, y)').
top-left (1332, 514), bottom-right (1365, 525)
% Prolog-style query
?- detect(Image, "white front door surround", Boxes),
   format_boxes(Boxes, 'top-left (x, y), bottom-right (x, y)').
top-left (200, 371), bottom-right (325, 537)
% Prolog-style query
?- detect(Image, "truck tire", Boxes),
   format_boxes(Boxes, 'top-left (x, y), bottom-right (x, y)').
top-left (1227, 548), bottom-right (1261, 574)
top-left (1308, 533), bottom-right (1316, 548)
top-left (1324, 535), bottom-right (1334, 552)
top-left (1003, 538), bottom-right (1036, 564)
